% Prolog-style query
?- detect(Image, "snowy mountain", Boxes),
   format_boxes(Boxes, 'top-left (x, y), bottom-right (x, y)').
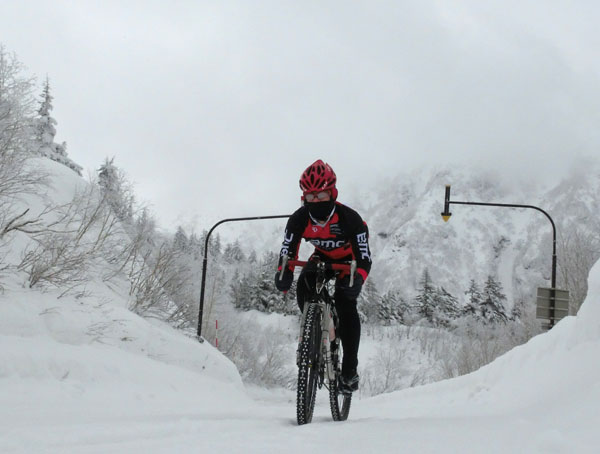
top-left (364, 163), bottom-right (596, 306)
top-left (365, 166), bottom-right (544, 304)
top-left (234, 161), bottom-right (600, 314)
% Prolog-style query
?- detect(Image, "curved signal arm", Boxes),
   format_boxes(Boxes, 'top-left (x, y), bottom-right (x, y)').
top-left (197, 214), bottom-right (291, 339)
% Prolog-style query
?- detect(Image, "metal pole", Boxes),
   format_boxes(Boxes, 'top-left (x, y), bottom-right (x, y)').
top-left (442, 185), bottom-right (558, 326)
top-left (196, 214), bottom-right (291, 340)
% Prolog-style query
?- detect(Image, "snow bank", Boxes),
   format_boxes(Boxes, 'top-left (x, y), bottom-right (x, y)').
top-left (357, 260), bottom-right (600, 450)
top-left (0, 158), bottom-right (249, 436)
top-left (0, 267), bottom-right (252, 453)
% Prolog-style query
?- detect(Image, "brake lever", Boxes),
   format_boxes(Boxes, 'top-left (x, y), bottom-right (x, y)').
top-left (349, 260), bottom-right (357, 287)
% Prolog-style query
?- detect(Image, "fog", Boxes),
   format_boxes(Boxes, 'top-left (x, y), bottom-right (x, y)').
top-left (2, 0), bottom-right (599, 229)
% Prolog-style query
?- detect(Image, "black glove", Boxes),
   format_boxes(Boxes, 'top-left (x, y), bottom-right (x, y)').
top-left (275, 268), bottom-right (294, 292)
top-left (336, 274), bottom-right (364, 300)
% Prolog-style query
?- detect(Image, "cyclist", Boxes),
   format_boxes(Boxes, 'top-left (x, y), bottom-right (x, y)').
top-left (275, 159), bottom-right (372, 393)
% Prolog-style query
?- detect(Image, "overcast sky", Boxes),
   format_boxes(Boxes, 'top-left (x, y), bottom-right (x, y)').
top-left (2, 0), bottom-right (599, 232)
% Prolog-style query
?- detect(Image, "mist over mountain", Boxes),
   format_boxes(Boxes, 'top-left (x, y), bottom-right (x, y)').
top-left (364, 161), bottom-right (599, 309)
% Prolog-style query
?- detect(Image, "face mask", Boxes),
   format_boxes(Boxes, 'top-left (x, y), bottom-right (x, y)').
top-left (307, 200), bottom-right (335, 221)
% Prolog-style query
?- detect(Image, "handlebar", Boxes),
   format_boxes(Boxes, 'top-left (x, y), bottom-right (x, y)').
top-left (279, 257), bottom-right (357, 287)
top-left (287, 260), bottom-right (353, 272)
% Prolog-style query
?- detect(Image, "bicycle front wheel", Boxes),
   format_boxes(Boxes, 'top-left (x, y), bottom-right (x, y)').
top-left (296, 303), bottom-right (322, 425)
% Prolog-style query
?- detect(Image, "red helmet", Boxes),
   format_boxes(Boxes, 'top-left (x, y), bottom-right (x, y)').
top-left (299, 159), bottom-right (338, 199)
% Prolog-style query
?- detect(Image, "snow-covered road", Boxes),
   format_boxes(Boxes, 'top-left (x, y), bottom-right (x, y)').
top-left (0, 386), bottom-right (596, 453)
top-left (3, 375), bottom-right (597, 454)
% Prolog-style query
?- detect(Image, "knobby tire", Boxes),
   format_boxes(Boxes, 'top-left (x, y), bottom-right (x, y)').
top-left (296, 303), bottom-right (321, 425)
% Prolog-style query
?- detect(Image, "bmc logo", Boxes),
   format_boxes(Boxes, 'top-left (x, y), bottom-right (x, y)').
top-left (356, 232), bottom-right (371, 261)
top-left (308, 239), bottom-right (346, 249)
top-left (280, 231), bottom-right (294, 257)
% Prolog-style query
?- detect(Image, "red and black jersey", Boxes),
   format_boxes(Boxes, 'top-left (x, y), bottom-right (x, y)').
top-left (278, 202), bottom-right (372, 281)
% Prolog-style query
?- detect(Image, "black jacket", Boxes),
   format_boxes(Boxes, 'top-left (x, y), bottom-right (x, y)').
top-left (277, 202), bottom-right (372, 281)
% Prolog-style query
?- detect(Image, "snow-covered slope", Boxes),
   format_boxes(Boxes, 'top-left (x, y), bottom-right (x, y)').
top-left (0, 158), bottom-right (248, 451)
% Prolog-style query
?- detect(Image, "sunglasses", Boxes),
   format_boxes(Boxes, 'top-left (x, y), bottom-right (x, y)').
top-left (304, 191), bottom-right (331, 202)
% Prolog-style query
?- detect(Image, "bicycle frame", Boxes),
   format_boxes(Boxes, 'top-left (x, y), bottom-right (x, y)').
top-left (298, 284), bottom-right (337, 385)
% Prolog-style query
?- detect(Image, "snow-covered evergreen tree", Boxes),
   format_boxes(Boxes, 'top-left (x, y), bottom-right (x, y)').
top-left (435, 286), bottom-right (461, 327)
top-left (98, 157), bottom-right (134, 221)
top-left (378, 289), bottom-right (407, 325)
top-left (414, 268), bottom-right (461, 327)
top-left (463, 279), bottom-right (482, 317)
top-left (358, 277), bottom-right (384, 322)
top-left (415, 268), bottom-right (437, 324)
top-left (230, 250), bottom-right (296, 315)
top-left (248, 249), bottom-right (258, 264)
top-left (230, 269), bottom-right (249, 310)
top-left (32, 78), bottom-right (82, 175)
top-left (173, 226), bottom-right (189, 252)
top-left (510, 299), bottom-right (525, 321)
top-left (184, 233), bottom-right (199, 260)
top-left (480, 275), bottom-right (508, 324)
top-left (199, 230), bottom-right (222, 257)
top-left (31, 79), bottom-right (55, 157)
top-left (254, 266), bottom-right (285, 312)
top-left (223, 240), bottom-right (246, 263)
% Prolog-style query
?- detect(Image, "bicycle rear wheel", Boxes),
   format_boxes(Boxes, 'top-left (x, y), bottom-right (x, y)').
top-left (296, 303), bottom-right (321, 425)
top-left (329, 338), bottom-right (352, 421)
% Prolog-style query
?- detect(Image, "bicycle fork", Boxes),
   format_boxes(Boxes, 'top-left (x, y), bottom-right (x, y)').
top-left (321, 306), bottom-right (337, 383)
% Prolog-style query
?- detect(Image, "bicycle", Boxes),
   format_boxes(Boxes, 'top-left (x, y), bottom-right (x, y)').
top-left (279, 256), bottom-right (357, 425)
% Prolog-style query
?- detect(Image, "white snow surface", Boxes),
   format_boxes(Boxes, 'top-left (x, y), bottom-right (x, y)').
top-left (2, 254), bottom-right (600, 454)
top-left (2, 158), bottom-right (600, 453)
